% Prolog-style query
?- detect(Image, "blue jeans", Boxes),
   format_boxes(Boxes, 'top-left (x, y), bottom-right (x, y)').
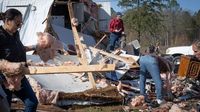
top-left (2, 76), bottom-right (38, 112)
top-left (0, 85), bottom-right (9, 112)
top-left (107, 32), bottom-right (121, 51)
top-left (139, 55), bottom-right (163, 100)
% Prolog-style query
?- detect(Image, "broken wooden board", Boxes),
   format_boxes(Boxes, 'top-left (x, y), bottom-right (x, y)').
top-left (57, 86), bottom-right (123, 105)
top-left (67, 1), bottom-right (96, 88)
top-left (94, 34), bottom-right (107, 48)
top-left (178, 55), bottom-right (200, 79)
top-left (89, 47), bottom-right (139, 68)
top-left (24, 64), bottom-right (115, 74)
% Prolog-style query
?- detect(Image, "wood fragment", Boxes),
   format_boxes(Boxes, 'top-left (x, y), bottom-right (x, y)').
top-left (67, 1), bottom-right (96, 88)
top-left (94, 34), bottom-right (107, 48)
top-left (90, 47), bottom-right (139, 68)
top-left (24, 64), bottom-right (115, 74)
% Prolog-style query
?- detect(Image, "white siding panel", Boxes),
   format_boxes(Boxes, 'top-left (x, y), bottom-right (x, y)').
top-left (96, 1), bottom-right (111, 32)
top-left (0, 0), bottom-right (54, 47)
top-left (20, 0), bottom-right (54, 46)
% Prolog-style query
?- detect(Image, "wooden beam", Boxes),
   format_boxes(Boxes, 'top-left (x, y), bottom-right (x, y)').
top-left (54, 0), bottom-right (76, 5)
top-left (89, 47), bottom-right (139, 67)
top-left (54, 1), bottom-right (68, 5)
top-left (24, 64), bottom-right (115, 75)
top-left (67, 2), bottom-right (96, 88)
top-left (94, 34), bottom-right (107, 48)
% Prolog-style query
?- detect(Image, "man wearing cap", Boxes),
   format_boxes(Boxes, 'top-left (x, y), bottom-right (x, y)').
top-left (107, 12), bottom-right (124, 52)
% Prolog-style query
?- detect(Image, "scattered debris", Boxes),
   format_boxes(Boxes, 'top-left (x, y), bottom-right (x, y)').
top-left (1, 0), bottom-right (198, 111)
top-left (130, 95), bottom-right (145, 107)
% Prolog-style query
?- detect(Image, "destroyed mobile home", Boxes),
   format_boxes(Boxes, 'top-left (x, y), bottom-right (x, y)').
top-left (0, 0), bottom-right (200, 111)
top-left (0, 0), bottom-right (137, 106)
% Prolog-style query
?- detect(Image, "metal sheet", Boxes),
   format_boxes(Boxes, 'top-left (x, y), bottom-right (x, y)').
top-left (95, 1), bottom-right (111, 32)
top-left (26, 55), bottom-right (92, 93)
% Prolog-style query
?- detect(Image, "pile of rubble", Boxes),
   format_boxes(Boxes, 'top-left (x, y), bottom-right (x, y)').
top-left (6, 31), bottom-right (199, 112)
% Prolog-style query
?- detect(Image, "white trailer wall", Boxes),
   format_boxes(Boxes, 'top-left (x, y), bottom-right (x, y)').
top-left (0, 0), bottom-right (54, 46)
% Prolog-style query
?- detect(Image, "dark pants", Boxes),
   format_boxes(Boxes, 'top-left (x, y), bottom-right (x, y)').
top-left (3, 77), bottom-right (38, 112)
top-left (107, 32), bottom-right (121, 51)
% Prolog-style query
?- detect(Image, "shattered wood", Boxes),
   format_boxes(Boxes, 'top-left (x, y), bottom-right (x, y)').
top-left (67, 1), bottom-right (96, 88)
top-left (89, 47), bottom-right (139, 68)
top-left (58, 86), bottom-right (123, 102)
top-left (24, 64), bottom-right (115, 74)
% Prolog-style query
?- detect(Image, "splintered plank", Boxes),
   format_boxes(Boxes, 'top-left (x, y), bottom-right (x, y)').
top-left (24, 64), bottom-right (115, 74)
top-left (89, 47), bottom-right (139, 68)
top-left (67, 1), bottom-right (96, 88)
top-left (94, 34), bottom-right (107, 48)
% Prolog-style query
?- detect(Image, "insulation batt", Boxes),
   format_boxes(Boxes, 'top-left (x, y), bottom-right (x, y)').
top-left (36, 32), bottom-right (64, 62)
top-left (96, 78), bottom-right (109, 89)
top-left (26, 76), bottom-right (58, 104)
top-left (3, 75), bottom-right (24, 91)
top-left (130, 95), bottom-right (145, 107)
top-left (24, 61), bottom-right (77, 104)
top-left (0, 60), bottom-right (25, 77)
top-left (0, 60), bottom-right (26, 91)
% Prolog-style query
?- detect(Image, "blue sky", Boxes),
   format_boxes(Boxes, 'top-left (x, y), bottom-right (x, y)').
top-left (177, 0), bottom-right (200, 12)
top-left (111, 0), bottom-right (200, 13)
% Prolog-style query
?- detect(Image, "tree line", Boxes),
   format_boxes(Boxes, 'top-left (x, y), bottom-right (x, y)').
top-left (117, 0), bottom-right (200, 49)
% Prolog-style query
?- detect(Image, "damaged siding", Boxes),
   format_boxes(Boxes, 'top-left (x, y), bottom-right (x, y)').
top-left (95, 1), bottom-right (111, 32)
top-left (0, 0), bottom-right (54, 47)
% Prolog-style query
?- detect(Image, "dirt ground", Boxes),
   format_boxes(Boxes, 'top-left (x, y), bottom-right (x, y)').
top-left (11, 99), bottom-right (200, 112)
top-left (11, 102), bottom-right (126, 112)
top-left (11, 86), bottom-right (125, 112)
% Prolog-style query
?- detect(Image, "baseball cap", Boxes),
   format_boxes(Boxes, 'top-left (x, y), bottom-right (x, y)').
top-left (116, 12), bottom-right (122, 16)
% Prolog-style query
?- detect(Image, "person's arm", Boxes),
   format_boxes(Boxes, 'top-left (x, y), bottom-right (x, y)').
top-left (24, 45), bottom-right (37, 52)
